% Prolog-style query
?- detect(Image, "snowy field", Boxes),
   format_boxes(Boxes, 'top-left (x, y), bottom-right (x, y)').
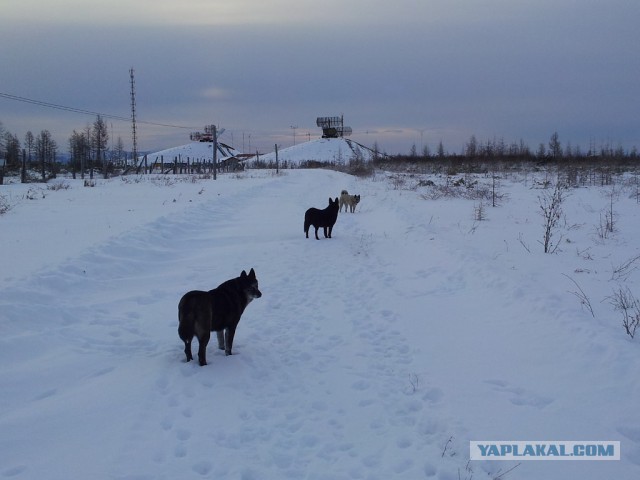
top-left (1, 167), bottom-right (640, 479)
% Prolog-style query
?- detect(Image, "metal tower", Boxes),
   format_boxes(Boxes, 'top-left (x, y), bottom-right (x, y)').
top-left (129, 68), bottom-right (138, 164)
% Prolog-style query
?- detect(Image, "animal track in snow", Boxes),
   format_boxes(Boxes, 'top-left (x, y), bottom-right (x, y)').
top-left (2, 465), bottom-right (27, 478)
top-left (485, 378), bottom-right (554, 408)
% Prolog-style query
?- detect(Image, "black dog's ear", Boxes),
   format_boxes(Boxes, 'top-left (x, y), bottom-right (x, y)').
top-left (248, 268), bottom-right (256, 278)
top-left (334, 197), bottom-right (339, 203)
top-left (328, 197), bottom-right (332, 204)
top-left (241, 270), bottom-right (247, 278)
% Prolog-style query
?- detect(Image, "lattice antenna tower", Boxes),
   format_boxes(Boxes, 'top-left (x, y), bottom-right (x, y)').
top-left (316, 115), bottom-right (352, 138)
top-left (129, 68), bottom-right (138, 163)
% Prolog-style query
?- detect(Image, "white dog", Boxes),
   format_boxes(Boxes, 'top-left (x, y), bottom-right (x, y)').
top-left (339, 190), bottom-right (361, 213)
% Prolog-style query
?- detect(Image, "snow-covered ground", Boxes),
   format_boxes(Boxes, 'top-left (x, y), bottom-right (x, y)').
top-left (1, 167), bottom-right (640, 479)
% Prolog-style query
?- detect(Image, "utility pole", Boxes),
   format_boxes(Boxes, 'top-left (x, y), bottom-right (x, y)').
top-left (290, 125), bottom-right (298, 146)
top-left (212, 124), bottom-right (217, 180)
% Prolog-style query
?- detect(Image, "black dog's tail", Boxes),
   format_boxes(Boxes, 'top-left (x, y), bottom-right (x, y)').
top-left (178, 301), bottom-right (195, 341)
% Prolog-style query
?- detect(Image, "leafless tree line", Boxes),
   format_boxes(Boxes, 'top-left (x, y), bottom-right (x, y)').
top-left (376, 131), bottom-right (639, 180)
top-left (1, 116), bottom-right (126, 182)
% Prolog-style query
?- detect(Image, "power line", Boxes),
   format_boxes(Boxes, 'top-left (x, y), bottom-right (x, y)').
top-left (0, 92), bottom-right (197, 130)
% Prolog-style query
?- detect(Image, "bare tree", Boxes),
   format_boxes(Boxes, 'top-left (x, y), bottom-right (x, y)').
top-left (549, 131), bottom-right (562, 160)
top-left (113, 136), bottom-right (125, 167)
top-left (465, 134), bottom-right (478, 158)
top-left (3, 132), bottom-right (20, 168)
top-left (69, 130), bottom-right (90, 179)
top-left (91, 115), bottom-right (109, 178)
top-left (539, 181), bottom-right (566, 253)
top-left (24, 131), bottom-right (34, 167)
top-left (35, 130), bottom-right (57, 182)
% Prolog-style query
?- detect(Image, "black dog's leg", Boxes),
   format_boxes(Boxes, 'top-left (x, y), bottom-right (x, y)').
top-left (197, 331), bottom-right (210, 366)
top-left (183, 339), bottom-right (193, 362)
top-left (225, 327), bottom-right (236, 355)
top-left (178, 320), bottom-right (194, 362)
top-left (327, 225), bottom-right (333, 238)
top-left (217, 330), bottom-right (225, 350)
top-left (314, 226), bottom-right (320, 240)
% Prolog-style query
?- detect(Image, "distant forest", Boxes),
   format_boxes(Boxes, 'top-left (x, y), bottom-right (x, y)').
top-left (383, 131), bottom-right (638, 165)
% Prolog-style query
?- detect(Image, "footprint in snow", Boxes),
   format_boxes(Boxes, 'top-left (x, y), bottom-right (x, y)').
top-left (33, 389), bottom-right (57, 401)
top-left (617, 426), bottom-right (640, 465)
top-left (484, 379), bottom-right (553, 408)
top-left (2, 465), bottom-right (27, 477)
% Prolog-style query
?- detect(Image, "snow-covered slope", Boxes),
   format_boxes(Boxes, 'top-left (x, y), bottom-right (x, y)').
top-left (144, 141), bottom-right (238, 163)
top-left (256, 137), bottom-right (378, 165)
top-left (143, 137), bottom-right (378, 168)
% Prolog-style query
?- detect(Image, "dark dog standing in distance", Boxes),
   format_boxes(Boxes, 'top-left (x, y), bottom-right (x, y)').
top-left (304, 197), bottom-right (339, 240)
top-left (178, 268), bottom-right (262, 366)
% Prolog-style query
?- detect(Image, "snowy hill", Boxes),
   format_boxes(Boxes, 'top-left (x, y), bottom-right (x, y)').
top-left (143, 137), bottom-right (379, 168)
top-left (256, 137), bottom-right (378, 166)
top-left (1, 168), bottom-right (639, 479)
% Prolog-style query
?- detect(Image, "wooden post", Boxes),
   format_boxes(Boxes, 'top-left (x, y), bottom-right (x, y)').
top-left (21, 149), bottom-right (26, 183)
top-left (275, 144), bottom-right (279, 174)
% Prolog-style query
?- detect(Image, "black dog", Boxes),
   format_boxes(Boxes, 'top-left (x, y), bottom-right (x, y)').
top-left (304, 197), bottom-right (339, 240)
top-left (178, 268), bottom-right (262, 366)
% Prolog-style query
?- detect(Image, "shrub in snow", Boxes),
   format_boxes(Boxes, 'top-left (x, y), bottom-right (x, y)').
top-left (0, 194), bottom-right (11, 215)
top-left (609, 287), bottom-right (640, 339)
top-left (538, 181), bottom-right (566, 253)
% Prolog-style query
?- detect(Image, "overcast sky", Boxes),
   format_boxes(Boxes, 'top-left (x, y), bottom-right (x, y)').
top-left (1, 0), bottom-right (638, 156)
